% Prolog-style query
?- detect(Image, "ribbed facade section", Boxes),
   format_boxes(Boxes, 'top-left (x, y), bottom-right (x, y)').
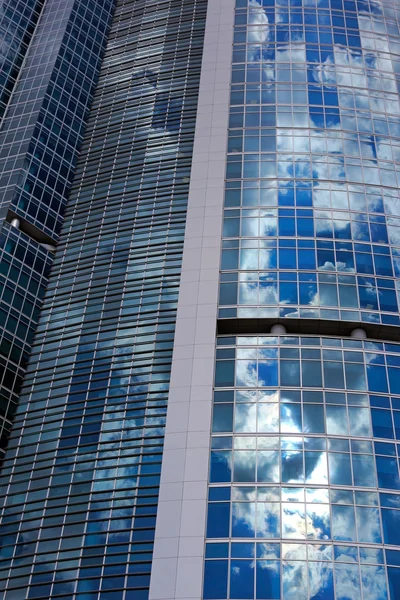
top-left (0, 0), bottom-right (207, 598)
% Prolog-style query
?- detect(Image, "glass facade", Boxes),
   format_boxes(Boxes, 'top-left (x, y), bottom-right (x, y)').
top-left (219, 0), bottom-right (400, 327)
top-left (0, 0), bottom-right (115, 456)
top-left (204, 0), bottom-right (400, 598)
top-left (0, 0), bottom-right (207, 598)
top-left (0, 0), bottom-right (44, 124)
top-left (205, 334), bottom-right (400, 598)
top-left (1, 0), bottom-right (400, 598)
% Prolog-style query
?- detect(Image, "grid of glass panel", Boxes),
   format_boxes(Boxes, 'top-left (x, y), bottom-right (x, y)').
top-left (0, 0), bottom-right (207, 598)
top-left (0, 0), bottom-right (44, 123)
top-left (204, 335), bottom-right (400, 599)
top-left (0, 222), bottom-right (52, 456)
top-left (206, 0), bottom-right (400, 597)
top-left (219, 0), bottom-right (400, 327)
top-left (3, 0), bottom-right (115, 240)
top-left (0, 0), bottom-right (114, 458)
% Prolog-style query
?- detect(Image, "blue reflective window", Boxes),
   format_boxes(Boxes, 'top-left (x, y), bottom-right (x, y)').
top-left (234, 451), bottom-right (256, 482)
top-left (309, 563), bottom-right (334, 600)
top-left (388, 368), bottom-right (400, 395)
top-left (367, 366), bottom-right (389, 393)
top-left (349, 407), bottom-right (371, 437)
top-left (345, 362), bottom-right (366, 391)
top-left (282, 449), bottom-right (304, 483)
top-left (280, 360), bottom-right (300, 386)
top-left (257, 451), bottom-right (280, 482)
top-left (388, 567), bottom-right (400, 600)
top-left (256, 503), bottom-right (280, 538)
top-left (258, 360), bottom-right (278, 387)
top-left (281, 403), bottom-right (302, 434)
top-left (339, 284), bottom-right (358, 308)
top-left (232, 502), bottom-right (256, 538)
top-left (215, 361), bottom-right (235, 387)
top-left (356, 508), bottom-right (382, 544)
top-left (374, 255), bottom-right (393, 277)
top-left (393, 412), bottom-right (400, 439)
top-left (298, 249), bottom-right (315, 270)
top-left (204, 561), bottom-right (228, 599)
top-left (329, 453), bottom-right (352, 486)
top-left (297, 218), bottom-right (314, 237)
top-left (359, 285), bottom-right (378, 310)
top-left (231, 543), bottom-right (254, 558)
top-left (221, 249), bottom-right (239, 270)
top-left (303, 404), bottom-right (325, 433)
top-left (210, 451), bottom-right (232, 483)
top-left (280, 282), bottom-right (298, 305)
top-left (371, 409), bottom-right (394, 440)
top-left (382, 509), bottom-right (400, 545)
top-left (256, 561), bottom-right (280, 599)
top-left (376, 456), bottom-right (400, 490)
top-left (207, 503), bottom-right (230, 538)
top-left (353, 454), bottom-right (376, 488)
top-left (332, 505), bottom-right (356, 541)
top-left (212, 404), bottom-right (233, 433)
top-left (283, 561), bottom-right (307, 599)
top-left (206, 543), bottom-right (229, 558)
top-left (230, 560), bottom-right (254, 599)
top-left (323, 361), bottom-right (345, 389)
top-left (235, 403), bottom-right (256, 433)
top-left (300, 282), bottom-right (318, 305)
top-left (379, 289), bottom-right (397, 313)
top-left (223, 217), bottom-right (240, 237)
top-left (279, 247), bottom-right (297, 268)
top-left (301, 360), bottom-right (322, 387)
top-left (335, 564), bottom-right (360, 599)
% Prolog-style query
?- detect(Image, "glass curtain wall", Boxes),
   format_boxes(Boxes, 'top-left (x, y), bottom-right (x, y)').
top-left (205, 0), bottom-right (400, 598)
top-left (0, 0), bottom-right (45, 123)
top-left (0, 0), bottom-right (115, 458)
top-left (206, 334), bottom-right (400, 599)
top-left (0, 0), bottom-right (207, 599)
top-left (219, 0), bottom-right (400, 326)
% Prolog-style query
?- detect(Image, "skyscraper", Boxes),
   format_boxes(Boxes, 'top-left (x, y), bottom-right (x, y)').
top-left (1, 0), bottom-right (400, 599)
top-left (0, 0), bottom-right (115, 457)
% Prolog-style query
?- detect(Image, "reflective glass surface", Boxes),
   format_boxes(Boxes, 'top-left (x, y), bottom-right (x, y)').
top-left (205, 335), bottom-right (400, 598)
top-left (219, 0), bottom-right (400, 328)
top-left (0, 0), bottom-right (114, 458)
top-left (208, 0), bottom-right (400, 594)
top-left (0, 0), bottom-right (44, 123)
top-left (0, 0), bottom-right (207, 598)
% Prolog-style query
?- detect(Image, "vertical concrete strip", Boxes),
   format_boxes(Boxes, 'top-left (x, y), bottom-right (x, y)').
top-left (148, 0), bottom-right (235, 598)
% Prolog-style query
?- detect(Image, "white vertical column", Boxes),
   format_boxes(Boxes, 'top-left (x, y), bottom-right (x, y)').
top-left (148, 1), bottom-right (235, 599)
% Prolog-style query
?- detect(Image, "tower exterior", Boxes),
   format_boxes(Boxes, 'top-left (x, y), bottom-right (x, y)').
top-left (1, 0), bottom-right (400, 600)
top-left (0, 0), bottom-right (208, 598)
top-left (0, 0), bottom-right (114, 457)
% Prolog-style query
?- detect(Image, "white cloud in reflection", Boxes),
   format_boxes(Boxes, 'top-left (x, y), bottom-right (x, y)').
top-left (335, 563), bottom-right (361, 600)
top-left (259, 284), bottom-right (278, 304)
top-left (360, 565), bottom-right (388, 600)
top-left (283, 560), bottom-right (308, 599)
top-left (313, 54), bottom-right (336, 86)
top-left (247, 0), bottom-right (269, 61)
top-left (236, 359), bottom-right (257, 387)
top-left (232, 501), bottom-right (257, 535)
top-left (306, 453), bottom-right (328, 485)
top-left (276, 44), bottom-right (306, 64)
top-left (258, 403), bottom-right (279, 432)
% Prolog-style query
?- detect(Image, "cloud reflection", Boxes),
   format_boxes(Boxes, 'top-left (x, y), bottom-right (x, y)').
top-left (247, 0), bottom-right (270, 61)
